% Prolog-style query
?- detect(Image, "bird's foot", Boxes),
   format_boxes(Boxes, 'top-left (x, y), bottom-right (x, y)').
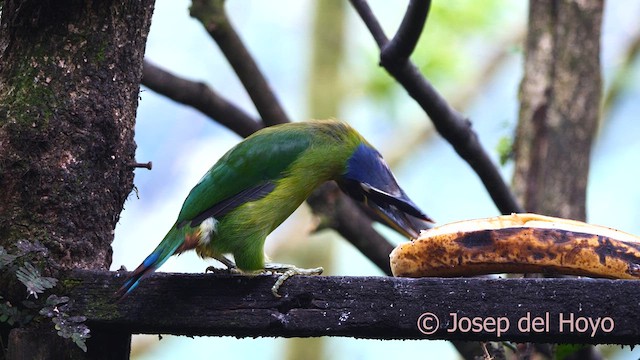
top-left (205, 266), bottom-right (243, 275)
top-left (263, 263), bottom-right (324, 298)
top-left (215, 255), bottom-right (237, 270)
top-left (205, 256), bottom-right (241, 274)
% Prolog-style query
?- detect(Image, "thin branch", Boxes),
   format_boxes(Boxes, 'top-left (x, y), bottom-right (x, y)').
top-left (190, 0), bottom-right (288, 127)
top-left (350, 0), bottom-right (388, 48)
top-left (142, 60), bottom-right (261, 138)
top-left (380, 0), bottom-right (431, 66)
top-left (386, 29), bottom-right (525, 170)
top-left (350, 0), bottom-right (524, 215)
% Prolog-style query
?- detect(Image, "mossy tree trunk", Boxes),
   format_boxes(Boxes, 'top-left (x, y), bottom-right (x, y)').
top-left (0, 0), bottom-right (155, 358)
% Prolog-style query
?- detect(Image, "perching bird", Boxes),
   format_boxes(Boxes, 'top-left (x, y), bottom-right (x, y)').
top-left (116, 120), bottom-right (432, 299)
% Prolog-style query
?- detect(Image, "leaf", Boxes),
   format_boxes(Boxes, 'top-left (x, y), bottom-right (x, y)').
top-left (68, 315), bottom-right (87, 323)
top-left (72, 333), bottom-right (88, 352)
top-left (0, 301), bottom-right (25, 326)
top-left (0, 246), bottom-right (17, 269)
top-left (496, 136), bottom-right (513, 166)
top-left (45, 295), bottom-right (69, 306)
top-left (39, 307), bottom-right (55, 317)
top-left (70, 323), bottom-right (91, 352)
top-left (15, 262), bottom-right (58, 298)
top-left (21, 300), bottom-right (40, 310)
top-left (15, 240), bottom-right (48, 257)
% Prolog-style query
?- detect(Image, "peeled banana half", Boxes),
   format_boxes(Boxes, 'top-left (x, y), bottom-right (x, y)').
top-left (390, 213), bottom-right (640, 279)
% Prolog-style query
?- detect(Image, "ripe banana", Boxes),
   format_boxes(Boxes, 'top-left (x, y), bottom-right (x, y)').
top-left (390, 213), bottom-right (640, 279)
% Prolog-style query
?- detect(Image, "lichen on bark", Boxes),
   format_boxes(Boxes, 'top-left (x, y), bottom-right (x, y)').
top-left (0, 0), bottom-right (155, 271)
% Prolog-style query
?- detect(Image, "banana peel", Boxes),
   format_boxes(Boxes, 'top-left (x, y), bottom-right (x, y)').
top-left (390, 213), bottom-right (640, 279)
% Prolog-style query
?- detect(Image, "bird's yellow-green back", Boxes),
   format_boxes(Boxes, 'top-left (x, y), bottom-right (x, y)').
top-left (177, 120), bottom-right (364, 226)
top-left (187, 120), bottom-right (366, 269)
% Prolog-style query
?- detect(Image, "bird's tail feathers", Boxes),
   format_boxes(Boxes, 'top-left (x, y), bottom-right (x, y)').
top-left (115, 226), bottom-right (184, 300)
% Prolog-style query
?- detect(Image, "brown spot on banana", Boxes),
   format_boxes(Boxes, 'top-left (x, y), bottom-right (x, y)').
top-left (390, 213), bottom-right (640, 279)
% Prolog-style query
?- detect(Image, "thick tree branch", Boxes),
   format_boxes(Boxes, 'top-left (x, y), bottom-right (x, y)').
top-left (190, 0), bottom-right (288, 127)
top-left (45, 270), bottom-right (640, 345)
top-left (350, 0), bottom-right (524, 215)
top-left (142, 60), bottom-right (261, 138)
top-left (380, 0), bottom-right (431, 66)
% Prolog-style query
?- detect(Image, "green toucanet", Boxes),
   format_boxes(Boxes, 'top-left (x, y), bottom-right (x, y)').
top-left (116, 120), bottom-right (432, 298)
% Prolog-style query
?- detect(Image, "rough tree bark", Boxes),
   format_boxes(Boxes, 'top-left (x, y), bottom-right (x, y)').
top-left (0, 0), bottom-right (155, 358)
top-left (513, 0), bottom-right (602, 220)
top-left (513, 0), bottom-right (603, 359)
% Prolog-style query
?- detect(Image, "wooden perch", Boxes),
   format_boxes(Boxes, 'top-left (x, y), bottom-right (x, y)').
top-left (60, 270), bottom-right (639, 344)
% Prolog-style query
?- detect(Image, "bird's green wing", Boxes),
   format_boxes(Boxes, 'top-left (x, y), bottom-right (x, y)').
top-left (175, 125), bottom-right (314, 225)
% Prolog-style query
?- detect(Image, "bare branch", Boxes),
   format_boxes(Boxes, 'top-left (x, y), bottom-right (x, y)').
top-left (380, 0), bottom-right (431, 66)
top-left (190, 0), bottom-right (288, 127)
top-left (142, 60), bottom-right (262, 138)
top-left (350, 0), bottom-right (524, 215)
top-left (58, 270), bottom-right (640, 345)
top-left (350, 0), bottom-right (388, 48)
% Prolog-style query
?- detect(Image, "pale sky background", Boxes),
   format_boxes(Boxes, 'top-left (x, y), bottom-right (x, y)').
top-left (111, 1), bottom-right (640, 359)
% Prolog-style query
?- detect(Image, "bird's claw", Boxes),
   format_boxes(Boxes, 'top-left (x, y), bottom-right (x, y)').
top-left (205, 255), bottom-right (241, 274)
top-left (263, 263), bottom-right (324, 298)
top-left (205, 265), bottom-right (242, 274)
top-left (204, 255), bottom-right (242, 274)
top-left (215, 255), bottom-right (238, 270)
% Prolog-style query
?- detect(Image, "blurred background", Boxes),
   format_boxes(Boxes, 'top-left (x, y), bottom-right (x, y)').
top-left (110, 1), bottom-right (640, 358)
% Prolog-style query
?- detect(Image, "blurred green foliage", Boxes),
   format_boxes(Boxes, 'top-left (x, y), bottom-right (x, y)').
top-left (361, 0), bottom-right (524, 106)
top-left (496, 135), bottom-right (513, 166)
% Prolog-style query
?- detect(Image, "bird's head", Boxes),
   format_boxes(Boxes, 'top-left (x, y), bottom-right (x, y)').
top-left (338, 142), bottom-right (433, 238)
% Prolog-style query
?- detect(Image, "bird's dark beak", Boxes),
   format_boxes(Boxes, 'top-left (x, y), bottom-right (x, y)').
top-left (359, 183), bottom-right (433, 238)
top-left (338, 180), bottom-right (433, 239)
top-left (339, 143), bottom-right (433, 238)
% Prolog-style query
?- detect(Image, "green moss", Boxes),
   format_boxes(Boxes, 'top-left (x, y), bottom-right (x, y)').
top-left (60, 278), bottom-right (83, 288)
top-left (84, 295), bottom-right (120, 321)
top-left (3, 53), bottom-right (57, 131)
top-left (94, 38), bottom-right (108, 63)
